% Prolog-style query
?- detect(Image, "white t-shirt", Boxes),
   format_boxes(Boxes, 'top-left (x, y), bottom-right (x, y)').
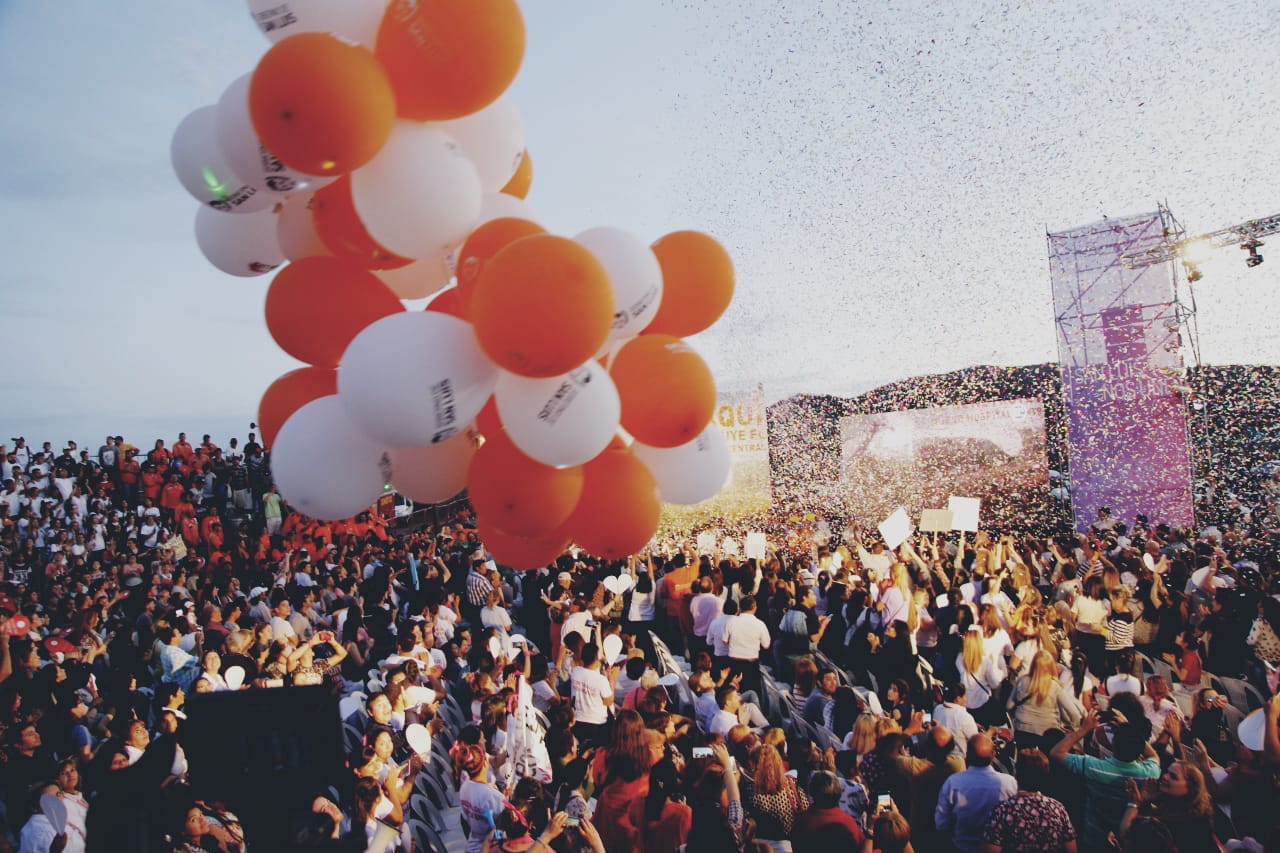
top-left (480, 606), bottom-right (512, 631)
top-left (708, 612), bottom-right (733, 657)
top-left (562, 611), bottom-right (592, 644)
top-left (570, 665), bottom-right (612, 725)
top-left (459, 780), bottom-right (506, 853)
top-left (1105, 673), bottom-right (1143, 698)
top-left (627, 588), bottom-right (657, 622)
top-left (723, 613), bottom-right (771, 660)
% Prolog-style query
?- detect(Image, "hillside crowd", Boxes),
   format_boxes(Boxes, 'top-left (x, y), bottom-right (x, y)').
top-left (2, 431), bottom-right (1280, 852)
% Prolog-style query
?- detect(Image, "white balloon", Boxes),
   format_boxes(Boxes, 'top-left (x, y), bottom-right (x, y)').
top-left (433, 96), bottom-right (525, 193)
top-left (214, 73), bottom-right (335, 193)
top-left (194, 205), bottom-right (284, 277)
top-left (601, 634), bottom-right (623, 663)
top-left (224, 665), bottom-right (246, 691)
top-left (632, 424), bottom-right (731, 505)
top-left (374, 249), bottom-right (456, 300)
top-left (246, 0), bottom-right (386, 49)
top-left (170, 105), bottom-right (271, 213)
top-left (352, 122), bottom-right (482, 260)
top-left (494, 361), bottom-right (620, 468)
top-left (575, 227), bottom-right (664, 346)
top-left (390, 429), bottom-right (476, 503)
top-left (272, 395), bottom-right (391, 520)
top-left (338, 312), bottom-right (498, 448)
top-left (276, 192), bottom-right (330, 261)
top-left (478, 192), bottom-right (541, 226)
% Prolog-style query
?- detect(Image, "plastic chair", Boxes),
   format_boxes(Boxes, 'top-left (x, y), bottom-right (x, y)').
top-left (1217, 676), bottom-right (1265, 713)
top-left (404, 817), bottom-right (449, 853)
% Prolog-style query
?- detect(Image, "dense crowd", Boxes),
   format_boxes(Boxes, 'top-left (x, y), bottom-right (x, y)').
top-left (2, 430), bottom-right (1280, 853)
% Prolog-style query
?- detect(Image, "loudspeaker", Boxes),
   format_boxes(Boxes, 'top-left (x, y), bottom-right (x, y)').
top-left (182, 686), bottom-right (348, 849)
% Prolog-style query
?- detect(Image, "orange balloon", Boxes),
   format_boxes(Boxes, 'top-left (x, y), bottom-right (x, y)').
top-left (248, 32), bottom-right (396, 176)
top-left (312, 177), bottom-right (412, 270)
top-left (471, 235), bottom-right (614, 377)
top-left (500, 149), bottom-right (533, 199)
top-left (566, 448), bottom-right (661, 561)
top-left (477, 519), bottom-right (569, 571)
top-left (467, 430), bottom-right (584, 537)
top-left (644, 231), bottom-right (735, 337)
top-left (376, 0), bottom-right (525, 121)
top-left (424, 287), bottom-right (466, 319)
top-left (475, 395), bottom-right (503, 439)
top-left (610, 335), bottom-right (716, 447)
top-left (455, 217), bottom-right (546, 318)
top-left (265, 256), bottom-right (405, 367)
top-left (257, 367), bottom-right (338, 449)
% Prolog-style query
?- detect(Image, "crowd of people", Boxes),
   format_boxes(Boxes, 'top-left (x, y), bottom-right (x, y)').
top-left (1, 429), bottom-right (1280, 853)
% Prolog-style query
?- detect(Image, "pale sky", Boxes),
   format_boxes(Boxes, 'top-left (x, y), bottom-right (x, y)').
top-left (2, 0), bottom-right (1278, 451)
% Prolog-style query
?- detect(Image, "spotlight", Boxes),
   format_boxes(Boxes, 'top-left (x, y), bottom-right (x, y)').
top-left (1180, 238), bottom-right (1213, 265)
top-left (1242, 239), bottom-right (1264, 268)
top-left (1185, 264), bottom-right (1203, 282)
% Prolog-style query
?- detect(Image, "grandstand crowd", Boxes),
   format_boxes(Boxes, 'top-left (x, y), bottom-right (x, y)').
top-left (2, 430), bottom-right (1280, 852)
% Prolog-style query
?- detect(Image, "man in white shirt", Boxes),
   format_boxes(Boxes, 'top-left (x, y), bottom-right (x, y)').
top-left (722, 594), bottom-right (770, 696)
top-left (933, 684), bottom-right (980, 759)
top-left (268, 590), bottom-right (299, 648)
top-left (707, 599), bottom-right (737, 673)
top-left (570, 642), bottom-right (616, 748)
top-left (708, 685), bottom-right (743, 737)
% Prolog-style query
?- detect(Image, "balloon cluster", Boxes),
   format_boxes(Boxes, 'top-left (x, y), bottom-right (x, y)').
top-left (169, 0), bottom-right (737, 567)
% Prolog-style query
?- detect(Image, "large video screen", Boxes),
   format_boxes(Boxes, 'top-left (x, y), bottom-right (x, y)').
top-left (838, 398), bottom-right (1050, 530)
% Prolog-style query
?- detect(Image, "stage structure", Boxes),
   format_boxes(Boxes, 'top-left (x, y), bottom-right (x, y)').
top-left (1048, 209), bottom-right (1196, 530)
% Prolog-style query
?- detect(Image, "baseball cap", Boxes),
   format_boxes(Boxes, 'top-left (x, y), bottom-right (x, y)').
top-left (248, 586), bottom-right (268, 600)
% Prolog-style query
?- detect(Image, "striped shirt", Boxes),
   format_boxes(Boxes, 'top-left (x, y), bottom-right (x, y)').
top-left (466, 570), bottom-right (493, 607)
top-left (1104, 611), bottom-right (1134, 651)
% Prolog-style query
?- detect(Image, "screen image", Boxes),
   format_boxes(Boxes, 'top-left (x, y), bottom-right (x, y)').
top-left (837, 398), bottom-right (1050, 529)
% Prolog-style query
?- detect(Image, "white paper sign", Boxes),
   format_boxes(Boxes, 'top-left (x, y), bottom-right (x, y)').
top-left (745, 531), bottom-right (768, 560)
top-left (722, 537), bottom-right (740, 557)
top-left (863, 553), bottom-right (892, 573)
top-left (877, 507), bottom-right (913, 551)
top-left (919, 508), bottom-right (954, 533)
top-left (696, 532), bottom-right (717, 553)
top-left (948, 496), bottom-right (981, 532)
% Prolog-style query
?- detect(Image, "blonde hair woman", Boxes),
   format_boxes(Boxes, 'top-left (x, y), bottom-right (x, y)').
top-left (843, 712), bottom-right (878, 755)
top-left (957, 627), bottom-right (1004, 725)
top-left (1007, 649), bottom-right (1080, 750)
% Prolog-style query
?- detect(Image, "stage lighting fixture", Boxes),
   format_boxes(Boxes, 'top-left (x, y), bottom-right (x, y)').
top-left (1185, 264), bottom-right (1203, 282)
top-left (1180, 237), bottom-right (1213, 265)
top-left (1242, 239), bottom-right (1264, 268)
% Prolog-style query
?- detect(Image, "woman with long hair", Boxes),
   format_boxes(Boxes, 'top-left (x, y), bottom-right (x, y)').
top-left (842, 713), bottom-right (878, 756)
top-left (1122, 761), bottom-right (1218, 853)
top-left (1007, 650), bottom-right (1081, 751)
top-left (957, 628), bottom-right (1004, 725)
top-left (686, 743), bottom-right (744, 852)
top-left (827, 686), bottom-right (863, 742)
top-left (635, 757), bottom-right (691, 853)
top-left (625, 561), bottom-right (659, 661)
top-left (745, 742), bottom-right (809, 848)
top-left (590, 709), bottom-right (653, 852)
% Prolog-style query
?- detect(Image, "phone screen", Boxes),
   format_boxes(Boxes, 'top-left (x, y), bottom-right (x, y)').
top-left (563, 817), bottom-right (580, 827)
top-left (877, 793), bottom-right (892, 812)
top-left (692, 747), bottom-right (713, 759)
top-left (922, 712), bottom-right (932, 725)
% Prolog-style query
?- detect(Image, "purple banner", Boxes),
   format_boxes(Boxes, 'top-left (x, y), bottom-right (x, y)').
top-left (1048, 213), bottom-right (1194, 531)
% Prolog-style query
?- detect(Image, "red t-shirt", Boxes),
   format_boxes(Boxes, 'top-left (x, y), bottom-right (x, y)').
top-left (141, 471), bottom-right (164, 501)
top-left (792, 807), bottom-right (865, 849)
top-left (161, 483), bottom-right (185, 511)
top-left (634, 799), bottom-right (692, 853)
